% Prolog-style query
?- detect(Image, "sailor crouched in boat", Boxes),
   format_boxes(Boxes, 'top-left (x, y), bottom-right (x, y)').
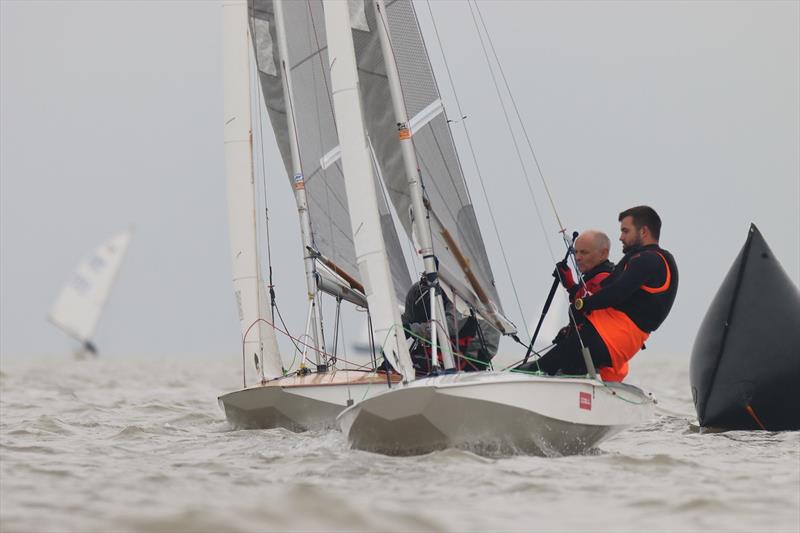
top-left (520, 230), bottom-right (615, 375)
top-left (523, 206), bottom-right (678, 382)
top-left (402, 274), bottom-right (500, 375)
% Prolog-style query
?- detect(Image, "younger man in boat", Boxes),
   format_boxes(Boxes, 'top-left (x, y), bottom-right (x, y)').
top-left (522, 206), bottom-right (678, 381)
top-left (402, 275), bottom-right (499, 374)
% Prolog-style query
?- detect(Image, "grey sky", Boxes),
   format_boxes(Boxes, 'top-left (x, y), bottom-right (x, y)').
top-left (1, 0), bottom-right (798, 365)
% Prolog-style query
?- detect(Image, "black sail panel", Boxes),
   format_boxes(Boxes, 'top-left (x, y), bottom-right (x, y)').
top-left (690, 224), bottom-right (800, 430)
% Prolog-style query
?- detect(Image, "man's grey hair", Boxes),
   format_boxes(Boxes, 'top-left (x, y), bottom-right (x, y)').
top-left (596, 231), bottom-right (610, 251)
top-left (584, 230), bottom-right (610, 252)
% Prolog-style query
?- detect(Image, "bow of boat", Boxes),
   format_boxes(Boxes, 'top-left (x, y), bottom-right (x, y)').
top-left (218, 370), bottom-right (401, 431)
top-left (337, 372), bottom-right (656, 456)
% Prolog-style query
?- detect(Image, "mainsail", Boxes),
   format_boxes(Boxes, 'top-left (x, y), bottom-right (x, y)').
top-left (49, 230), bottom-right (132, 347)
top-left (351, 0), bottom-right (514, 333)
top-left (249, 0), bottom-right (412, 304)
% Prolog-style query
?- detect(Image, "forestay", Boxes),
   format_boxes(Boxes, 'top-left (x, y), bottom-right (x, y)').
top-left (49, 230), bottom-right (132, 343)
top-left (249, 0), bottom-right (411, 304)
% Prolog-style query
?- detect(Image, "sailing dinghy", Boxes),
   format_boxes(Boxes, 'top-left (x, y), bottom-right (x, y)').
top-left (324, 0), bottom-right (655, 456)
top-left (48, 229), bottom-right (132, 358)
top-left (690, 224), bottom-right (800, 431)
top-left (217, 0), bottom-right (411, 431)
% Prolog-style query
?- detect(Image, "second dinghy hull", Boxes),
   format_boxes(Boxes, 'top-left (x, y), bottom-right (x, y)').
top-left (219, 370), bottom-right (401, 431)
top-left (337, 372), bottom-right (656, 456)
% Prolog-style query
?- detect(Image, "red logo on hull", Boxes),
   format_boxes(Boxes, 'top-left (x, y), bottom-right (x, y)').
top-left (579, 391), bottom-right (592, 410)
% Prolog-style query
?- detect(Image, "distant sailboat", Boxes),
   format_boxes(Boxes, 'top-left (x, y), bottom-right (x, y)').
top-left (48, 230), bottom-right (132, 358)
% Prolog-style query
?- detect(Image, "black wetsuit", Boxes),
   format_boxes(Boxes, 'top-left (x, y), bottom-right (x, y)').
top-left (582, 244), bottom-right (679, 333)
top-left (519, 262), bottom-right (615, 375)
top-left (519, 245), bottom-right (678, 378)
top-left (401, 281), bottom-right (494, 375)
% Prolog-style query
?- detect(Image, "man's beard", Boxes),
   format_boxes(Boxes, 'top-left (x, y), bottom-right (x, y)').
top-left (622, 236), bottom-right (642, 254)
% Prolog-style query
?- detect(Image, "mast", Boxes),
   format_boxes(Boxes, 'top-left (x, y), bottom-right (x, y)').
top-left (273, 0), bottom-right (325, 366)
top-left (223, 0), bottom-right (283, 381)
top-left (322, 0), bottom-right (415, 380)
top-left (372, 0), bottom-right (455, 370)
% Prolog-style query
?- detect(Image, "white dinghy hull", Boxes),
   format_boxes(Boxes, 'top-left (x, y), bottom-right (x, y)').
top-left (218, 370), bottom-right (401, 431)
top-left (337, 372), bottom-right (656, 456)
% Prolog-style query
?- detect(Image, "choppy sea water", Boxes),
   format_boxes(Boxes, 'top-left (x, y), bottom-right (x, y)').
top-left (1, 353), bottom-right (798, 532)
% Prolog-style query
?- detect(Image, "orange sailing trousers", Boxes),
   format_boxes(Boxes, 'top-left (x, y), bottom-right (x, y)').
top-left (587, 308), bottom-right (649, 382)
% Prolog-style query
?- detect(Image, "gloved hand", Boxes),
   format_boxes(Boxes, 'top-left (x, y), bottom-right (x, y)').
top-left (553, 260), bottom-right (576, 289)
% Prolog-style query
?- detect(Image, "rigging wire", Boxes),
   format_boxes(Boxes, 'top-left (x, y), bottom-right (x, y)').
top-left (466, 0), bottom-right (555, 263)
top-left (251, 47), bottom-right (279, 320)
top-left (251, 12), bottom-right (329, 379)
top-left (471, 1), bottom-right (567, 250)
top-left (469, 3), bottom-right (596, 366)
top-left (423, 0), bottom-right (531, 341)
top-left (248, 11), bottom-right (289, 377)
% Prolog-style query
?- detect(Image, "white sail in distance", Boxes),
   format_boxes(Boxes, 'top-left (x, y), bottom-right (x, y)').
top-left (48, 230), bottom-right (132, 346)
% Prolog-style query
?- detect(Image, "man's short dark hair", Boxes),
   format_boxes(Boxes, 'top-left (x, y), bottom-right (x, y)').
top-left (619, 205), bottom-right (661, 240)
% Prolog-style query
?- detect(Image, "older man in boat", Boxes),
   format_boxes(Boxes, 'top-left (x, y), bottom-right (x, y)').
top-left (556, 229), bottom-right (614, 303)
top-left (521, 206), bottom-right (678, 382)
top-left (547, 229), bottom-right (615, 346)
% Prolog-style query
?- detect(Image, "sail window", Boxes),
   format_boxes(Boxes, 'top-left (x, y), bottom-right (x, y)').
top-left (253, 18), bottom-right (277, 76)
top-left (349, 0), bottom-right (370, 32)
